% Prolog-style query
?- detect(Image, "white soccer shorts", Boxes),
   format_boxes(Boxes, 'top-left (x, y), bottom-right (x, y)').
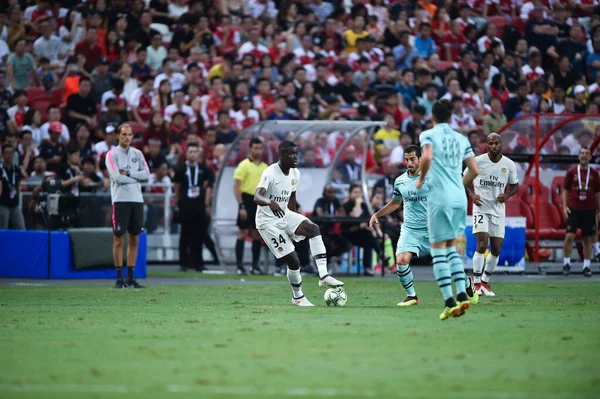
top-left (258, 212), bottom-right (308, 259)
top-left (472, 212), bottom-right (505, 238)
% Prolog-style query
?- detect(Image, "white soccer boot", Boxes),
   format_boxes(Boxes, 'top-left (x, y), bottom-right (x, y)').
top-left (292, 296), bottom-right (314, 306)
top-left (480, 282), bottom-right (496, 296)
top-left (318, 275), bottom-right (344, 288)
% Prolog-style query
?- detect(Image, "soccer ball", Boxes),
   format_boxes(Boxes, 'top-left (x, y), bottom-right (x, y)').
top-left (324, 287), bottom-right (347, 307)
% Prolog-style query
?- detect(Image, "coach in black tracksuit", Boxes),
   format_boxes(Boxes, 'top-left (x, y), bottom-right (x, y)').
top-left (173, 143), bottom-right (214, 271)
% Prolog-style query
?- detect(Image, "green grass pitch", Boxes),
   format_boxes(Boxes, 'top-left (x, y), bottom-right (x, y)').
top-left (0, 277), bottom-right (599, 399)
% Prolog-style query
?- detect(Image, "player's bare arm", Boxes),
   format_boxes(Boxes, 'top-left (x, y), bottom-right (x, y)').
top-left (465, 182), bottom-right (482, 206)
top-left (462, 156), bottom-right (479, 187)
top-left (254, 187), bottom-right (285, 218)
top-left (288, 191), bottom-right (297, 212)
top-left (416, 144), bottom-right (432, 190)
top-left (497, 183), bottom-right (518, 204)
top-left (369, 198), bottom-right (401, 231)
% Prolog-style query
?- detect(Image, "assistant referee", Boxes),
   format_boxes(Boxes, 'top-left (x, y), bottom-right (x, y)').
top-left (105, 124), bottom-right (150, 289)
top-left (234, 138), bottom-right (267, 275)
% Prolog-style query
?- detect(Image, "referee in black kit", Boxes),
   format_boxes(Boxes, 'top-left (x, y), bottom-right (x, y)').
top-left (174, 143), bottom-right (214, 272)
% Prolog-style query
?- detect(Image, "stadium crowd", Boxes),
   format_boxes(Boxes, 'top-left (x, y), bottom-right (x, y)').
top-left (1, 0), bottom-right (600, 234)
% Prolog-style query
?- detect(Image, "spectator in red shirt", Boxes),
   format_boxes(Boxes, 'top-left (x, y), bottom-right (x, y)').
top-left (75, 27), bottom-right (103, 72)
top-left (443, 21), bottom-right (466, 62)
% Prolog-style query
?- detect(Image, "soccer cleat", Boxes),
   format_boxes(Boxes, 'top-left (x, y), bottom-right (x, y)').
top-left (114, 279), bottom-right (126, 289)
top-left (237, 267), bottom-right (248, 275)
top-left (318, 274), bottom-right (344, 288)
top-left (480, 282), bottom-right (495, 296)
top-left (466, 276), bottom-right (479, 305)
top-left (127, 280), bottom-right (145, 289)
top-left (583, 267), bottom-right (592, 277)
top-left (250, 268), bottom-right (263, 275)
top-left (563, 264), bottom-right (571, 276)
top-left (440, 305), bottom-right (461, 320)
top-left (397, 296), bottom-right (418, 307)
top-left (292, 296), bottom-right (314, 307)
top-left (475, 283), bottom-right (482, 295)
top-left (453, 300), bottom-right (471, 318)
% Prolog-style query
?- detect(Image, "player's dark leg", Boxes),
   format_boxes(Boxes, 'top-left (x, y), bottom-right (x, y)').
top-left (295, 220), bottom-right (344, 285)
top-left (202, 216), bottom-right (220, 264)
top-left (473, 232), bottom-right (489, 284)
top-left (445, 238), bottom-right (471, 316)
top-left (396, 252), bottom-right (417, 306)
top-left (236, 228), bottom-right (248, 274)
top-left (563, 232), bottom-right (576, 276)
top-left (126, 233), bottom-right (144, 288)
top-left (193, 220), bottom-right (206, 272)
top-left (113, 234), bottom-right (126, 288)
top-left (250, 229), bottom-right (263, 274)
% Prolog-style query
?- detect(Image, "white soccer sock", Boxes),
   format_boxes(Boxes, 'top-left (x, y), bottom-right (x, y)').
top-left (482, 254), bottom-right (499, 283)
top-left (583, 259), bottom-right (591, 269)
top-left (309, 236), bottom-right (329, 278)
top-left (594, 242), bottom-right (600, 256)
top-left (564, 257), bottom-right (571, 266)
top-left (472, 251), bottom-right (485, 283)
top-left (287, 268), bottom-right (304, 298)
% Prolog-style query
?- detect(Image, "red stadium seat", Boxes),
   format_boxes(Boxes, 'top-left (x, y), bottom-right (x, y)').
top-left (522, 177), bottom-right (563, 239)
top-left (50, 87), bottom-right (65, 105)
top-left (26, 87), bottom-right (49, 104)
top-left (551, 176), bottom-right (566, 227)
top-left (488, 16), bottom-right (510, 38)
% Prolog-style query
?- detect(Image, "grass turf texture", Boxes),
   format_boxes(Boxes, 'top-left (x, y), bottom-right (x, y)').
top-left (0, 278), bottom-right (599, 399)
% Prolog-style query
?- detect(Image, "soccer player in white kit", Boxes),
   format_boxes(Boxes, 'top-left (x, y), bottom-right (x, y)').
top-left (254, 140), bottom-right (344, 306)
top-left (464, 133), bottom-right (519, 297)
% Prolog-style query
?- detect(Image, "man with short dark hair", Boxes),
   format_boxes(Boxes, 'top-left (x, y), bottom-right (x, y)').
top-left (416, 99), bottom-right (479, 320)
top-left (233, 138), bottom-right (268, 275)
top-left (562, 147), bottom-right (600, 277)
top-left (39, 122), bottom-right (66, 173)
top-left (105, 124), bottom-right (150, 289)
top-left (66, 76), bottom-right (98, 130)
top-left (173, 143), bottom-right (214, 272)
top-left (0, 145), bottom-right (25, 229)
top-left (370, 145), bottom-right (431, 307)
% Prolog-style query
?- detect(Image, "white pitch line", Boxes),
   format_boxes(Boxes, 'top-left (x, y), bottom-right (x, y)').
top-left (0, 383), bottom-right (593, 399)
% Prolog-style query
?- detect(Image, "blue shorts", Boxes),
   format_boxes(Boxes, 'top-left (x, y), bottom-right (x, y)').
top-left (396, 226), bottom-right (430, 257)
top-left (427, 203), bottom-right (467, 244)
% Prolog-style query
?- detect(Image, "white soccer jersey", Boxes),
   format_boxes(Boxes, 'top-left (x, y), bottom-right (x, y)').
top-left (255, 163), bottom-right (300, 229)
top-left (468, 154), bottom-right (519, 217)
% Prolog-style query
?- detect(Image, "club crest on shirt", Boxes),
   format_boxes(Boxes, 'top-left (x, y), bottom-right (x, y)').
top-left (291, 179), bottom-right (295, 185)
top-left (132, 157), bottom-right (138, 163)
top-left (501, 168), bottom-right (506, 173)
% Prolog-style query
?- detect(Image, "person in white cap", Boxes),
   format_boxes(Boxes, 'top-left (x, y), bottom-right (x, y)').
top-left (573, 85), bottom-right (587, 113)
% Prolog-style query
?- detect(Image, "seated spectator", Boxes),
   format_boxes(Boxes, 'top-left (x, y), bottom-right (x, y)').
top-left (483, 97), bottom-right (507, 137)
top-left (40, 105), bottom-right (70, 144)
top-left (267, 96), bottom-right (295, 121)
top-left (522, 49), bottom-right (545, 81)
top-left (443, 21), bottom-right (466, 62)
top-left (342, 184), bottom-right (383, 276)
top-left (26, 156), bottom-right (53, 187)
top-left (343, 15), bottom-right (369, 55)
top-left (414, 22), bottom-right (436, 60)
top-left (98, 99), bottom-right (123, 139)
top-left (58, 145), bottom-right (83, 197)
top-left (418, 83), bottom-right (439, 116)
top-left (169, 112), bottom-right (189, 144)
top-left (373, 113), bottom-right (401, 162)
top-left (34, 17), bottom-right (65, 66)
top-left (147, 32), bottom-right (168, 71)
top-left (164, 89), bottom-right (197, 127)
top-left (200, 77), bottom-right (225, 127)
top-left (574, 85), bottom-right (588, 113)
top-left (17, 130), bottom-right (38, 177)
top-left (22, 109), bottom-right (43, 146)
top-left (154, 58), bottom-right (186, 92)
top-left (477, 23), bottom-right (504, 55)
top-left (312, 185), bottom-right (351, 264)
top-left (7, 39), bottom-right (37, 90)
top-left (144, 138), bottom-right (167, 172)
top-left (7, 90), bottom-right (29, 134)
top-left (66, 77), bottom-right (97, 131)
top-left (337, 145), bottom-right (361, 183)
top-left (79, 156), bottom-right (103, 193)
top-left (94, 125), bottom-right (117, 157)
top-left (37, 57), bottom-right (59, 92)
top-left (238, 26), bottom-right (269, 62)
top-left (389, 133), bottom-right (414, 170)
top-left (39, 122), bottom-right (66, 173)
top-left (215, 111), bottom-right (238, 145)
top-left (514, 97), bottom-right (532, 118)
top-left (449, 96), bottom-right (477, 135)
top-left (146, 159), bottom-right (172, 233)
